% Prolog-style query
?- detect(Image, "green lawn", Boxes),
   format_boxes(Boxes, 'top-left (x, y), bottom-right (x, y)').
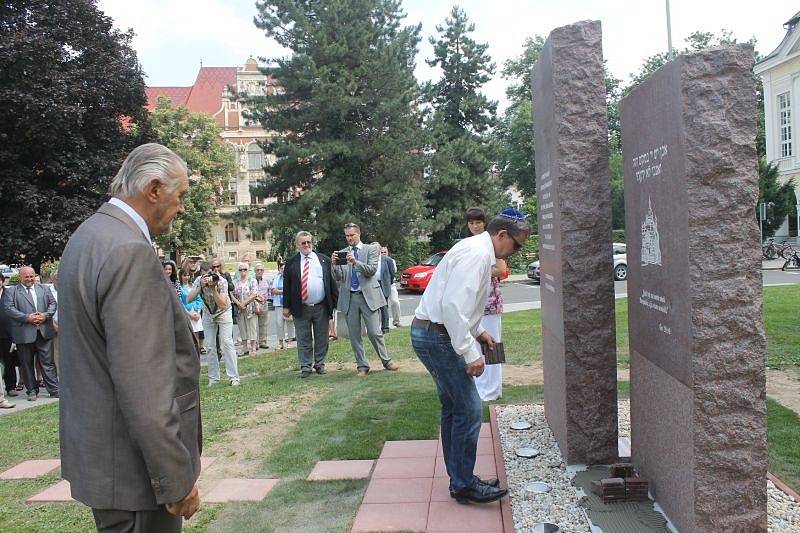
top-left (0, 285), bottom-right (798, 531)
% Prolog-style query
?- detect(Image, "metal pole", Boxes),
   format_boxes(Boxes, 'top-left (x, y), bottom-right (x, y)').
top-left (759, 202), bottom-right (764, 245)
top-left (666, 0), bottom-right (674, 56)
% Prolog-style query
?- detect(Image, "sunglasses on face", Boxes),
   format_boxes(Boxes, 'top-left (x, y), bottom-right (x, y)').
top-left (509, 232), bottom-right (524, 251)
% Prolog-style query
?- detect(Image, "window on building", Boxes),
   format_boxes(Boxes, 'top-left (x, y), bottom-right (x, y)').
top-left (779, 92), bottom-right (793, 158)
top-left (247, 145), bottom-right (264, 170)
top-left (225, 180), bottom-right (237, 206)
top-left (251, 228), bottom-right (266, 241)
top-left (224, 223), bottom-right (239, 243)
top-left (228, 251), bottom-right (237, 260)
top-left (249, 179), bottom-right (267, 204)
top-left (256, 250), bottom-right (267, 259)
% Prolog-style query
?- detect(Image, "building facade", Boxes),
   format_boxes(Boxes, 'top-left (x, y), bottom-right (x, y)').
top-left (755, 12), bottom-right (800, 240)
top-left (146, 58), bottom-right (278, 261)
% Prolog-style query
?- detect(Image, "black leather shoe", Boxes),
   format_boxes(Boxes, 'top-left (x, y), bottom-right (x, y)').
top-left (452, 483), bottom-right (507, 504)
top-left (300, 370), bottom-right (311, 379)
top-left (315, 367), bottom-right (327, 375)
top-left (450, 477), bottom-right (500, 498)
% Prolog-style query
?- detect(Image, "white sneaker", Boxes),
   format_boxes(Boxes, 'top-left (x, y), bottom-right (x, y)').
top-left (230, 380), bottom-right (240, 387)
top-left (0, 399), bottom-right (15, 409)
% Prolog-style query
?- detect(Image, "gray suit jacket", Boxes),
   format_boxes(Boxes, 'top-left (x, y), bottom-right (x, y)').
top-left (332, 243), bottom-right (387, 312)
top-left (4, 282), bottom-right (57, 343)
top-left (59, 202), bottom-right (201, 511)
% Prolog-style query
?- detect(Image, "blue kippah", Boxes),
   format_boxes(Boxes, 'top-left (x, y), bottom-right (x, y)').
top-left (498, 207), bottom-right (527, 221)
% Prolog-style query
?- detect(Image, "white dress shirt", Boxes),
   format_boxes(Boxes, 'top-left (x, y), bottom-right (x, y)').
top-left (301, 251), bottom-right (325, 304)
top-left (414, 231), bottom-right (496, 364)
top-left (109, 197), bottom-right (152, 244)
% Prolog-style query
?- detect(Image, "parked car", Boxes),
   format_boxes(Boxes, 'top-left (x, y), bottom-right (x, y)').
top-left (0, 264), bottom-right (18, 279)
top-left (527, 243), bottom-right (628, 283)
top-left (400, 251), bottom-right (447, 292)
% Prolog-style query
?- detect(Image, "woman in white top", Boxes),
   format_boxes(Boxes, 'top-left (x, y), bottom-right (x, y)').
top-left (466, 207), bottom-right (505, 401)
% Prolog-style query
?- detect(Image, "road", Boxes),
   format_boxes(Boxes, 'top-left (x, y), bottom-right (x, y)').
top-left (396, 269), bottom-right (800, 316)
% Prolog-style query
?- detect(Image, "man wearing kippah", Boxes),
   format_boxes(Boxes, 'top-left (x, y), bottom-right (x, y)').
top-left (411, 208), bottom-right (530, 504)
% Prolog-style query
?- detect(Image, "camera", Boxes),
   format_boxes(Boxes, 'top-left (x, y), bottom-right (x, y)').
top-left (204, 273), bottom-right (219, 283)
top-left (336, 250), bottom-right (349, 265)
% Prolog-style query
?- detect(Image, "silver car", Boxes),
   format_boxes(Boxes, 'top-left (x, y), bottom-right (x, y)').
top-left (527, 243), bottom-right (628, 283)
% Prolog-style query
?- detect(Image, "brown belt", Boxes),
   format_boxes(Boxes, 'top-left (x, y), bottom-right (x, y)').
top-left (412, 318), bottom-right (449, 337)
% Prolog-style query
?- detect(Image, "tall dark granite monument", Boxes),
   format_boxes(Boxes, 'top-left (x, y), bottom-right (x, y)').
top-left (532, 20), bottom-right (618, 465)
top-left (620, 45), bottom-right (766, 532)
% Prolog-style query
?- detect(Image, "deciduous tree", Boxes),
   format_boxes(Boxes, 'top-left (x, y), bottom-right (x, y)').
top-left (149, 97), bottom-right (236, 259)
top-left (0, 0), bottom-right (151, 270)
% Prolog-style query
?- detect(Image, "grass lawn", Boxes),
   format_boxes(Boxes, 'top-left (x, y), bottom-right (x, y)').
top-left (0, 285), bottom-right (797, 531)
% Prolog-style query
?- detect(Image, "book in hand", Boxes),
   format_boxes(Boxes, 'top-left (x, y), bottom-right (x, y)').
top-left (482, 342), bottom-right (505, 365)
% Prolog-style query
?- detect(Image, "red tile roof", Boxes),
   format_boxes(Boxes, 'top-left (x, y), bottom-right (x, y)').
top-left (145, 86), bottom-right (192, 111)
top-left (146, 67), bottom-right (237, 117)
top-left (186, 67), bottom-right (238, 116)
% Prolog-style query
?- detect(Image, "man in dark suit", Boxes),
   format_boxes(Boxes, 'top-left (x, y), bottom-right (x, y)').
top-left (283, 231), bottom-right (338, 378)
top-left (4, 266), bottom-right (58, 401)
top-left (375, 242), bottom-right (397, 333)
top-left (59, 143), bottom-right (201, 531)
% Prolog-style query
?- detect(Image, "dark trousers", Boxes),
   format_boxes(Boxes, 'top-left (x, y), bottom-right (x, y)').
top-left (379, 305), bottom-right (390, 332)
top-left (0, 337), bottom-right (15, 392)
top-left (92, 507), bottom-right (181, 533)
top-left (17, 332), bottom-right (58, 395)
top-left (294, 304), bottom-right (329, 372)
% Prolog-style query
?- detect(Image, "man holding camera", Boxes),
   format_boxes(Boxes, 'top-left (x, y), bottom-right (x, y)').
top-left (283, 231), bottom-right (338, 378)
top-left (332, 222), bottom-right (398, 377)
top-left (189, 260), bottom-right (240, 386)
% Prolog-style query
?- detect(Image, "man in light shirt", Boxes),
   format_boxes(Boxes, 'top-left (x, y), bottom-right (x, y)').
top-left (411, 209), bottom-right (529, 505)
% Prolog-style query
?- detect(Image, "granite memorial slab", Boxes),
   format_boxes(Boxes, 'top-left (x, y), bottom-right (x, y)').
top-left (621, 44), bottom-right (766, 532)
top-left (531, 19), bottom-right (618, 465)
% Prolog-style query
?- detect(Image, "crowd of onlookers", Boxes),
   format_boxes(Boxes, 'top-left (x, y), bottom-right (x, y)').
top-left (0, 267), bottom-right (60, 408)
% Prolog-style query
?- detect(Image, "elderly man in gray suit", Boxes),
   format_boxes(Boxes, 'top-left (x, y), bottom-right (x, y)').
top-left (4, 266), bottom-right (58, 401)
top-left (331, 222), bottom-right (398, 377)
top-left (59, 143), bottom-right (201, 532)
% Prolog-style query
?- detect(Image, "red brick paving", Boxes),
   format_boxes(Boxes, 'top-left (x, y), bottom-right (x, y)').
top-left (26, 480), bottom-right (74, 503)
top-left (353, 413), bottom-right (512, 533)
top-left (204, 478), bottom-right (279, 503)
top-left (1, 459), bottom-right (61, 480)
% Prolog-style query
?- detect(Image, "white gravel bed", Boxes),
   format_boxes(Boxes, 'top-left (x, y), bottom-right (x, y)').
top-left (497, 401), bottom-right (800, 532)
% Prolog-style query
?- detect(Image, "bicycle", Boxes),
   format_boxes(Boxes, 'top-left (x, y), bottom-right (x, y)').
top-left (778, 241), bottom-right (797, 260)
top-left (762, 238), bottom-right (779, 260)
top-left (782, 248), bottom-right (800, 271)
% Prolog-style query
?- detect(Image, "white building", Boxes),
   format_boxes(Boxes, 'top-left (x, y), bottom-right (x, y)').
top-left (146, 58), bottom-right (279, 261)
top-left (755, 11), bottom-right (800, 240)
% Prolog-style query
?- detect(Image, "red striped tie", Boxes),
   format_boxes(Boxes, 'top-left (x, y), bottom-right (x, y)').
top-left (301, 256), bottom-right (309, 302)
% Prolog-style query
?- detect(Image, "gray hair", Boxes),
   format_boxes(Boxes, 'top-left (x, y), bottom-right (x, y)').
top-left (109, 143), bottom-right (188, 199)
top-left (295, 230), bottom-right (312, 243)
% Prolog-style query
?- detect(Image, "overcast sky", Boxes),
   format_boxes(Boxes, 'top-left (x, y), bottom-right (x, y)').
top-left (97, 0), bottom-right (793, 110)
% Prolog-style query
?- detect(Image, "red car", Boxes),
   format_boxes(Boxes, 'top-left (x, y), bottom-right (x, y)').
top-left (400, 251), bottom-right (447, 292)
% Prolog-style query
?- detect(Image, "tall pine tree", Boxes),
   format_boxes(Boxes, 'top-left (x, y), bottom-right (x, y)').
top-left (247, 0), bottom-right (426, 255)
top-left (423, 6), bottom-right (504, 248)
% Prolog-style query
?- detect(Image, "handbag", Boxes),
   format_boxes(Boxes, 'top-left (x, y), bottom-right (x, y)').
top-left (482, 342), bottom-right (505, 365)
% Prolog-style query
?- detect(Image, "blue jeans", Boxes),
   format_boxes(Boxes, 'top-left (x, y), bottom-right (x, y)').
top-left (411, 325), bottom-right (482, 492)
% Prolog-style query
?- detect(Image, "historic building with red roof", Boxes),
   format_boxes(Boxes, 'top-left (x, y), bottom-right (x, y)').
top-left (146, 58), bottom-right (280, 261)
